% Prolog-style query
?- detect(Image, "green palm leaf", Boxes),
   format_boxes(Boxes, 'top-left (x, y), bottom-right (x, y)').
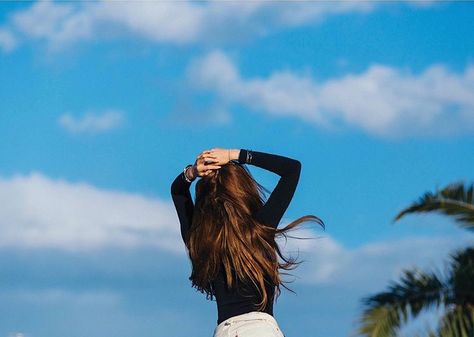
top-left (437, 305), bottom-right (474, 337)
top-left (356, 305), bottom-right (400, 337)
top-left (449, 248), bottom-right (474, 308)
top-left (434, 248), bottom-right (474, 337)
top-left (357, 182), bottom-right (474, 337)
top-left (394, 182), bottom-right (474, 231)
top-left (355, 269), bottom-right (447, 337)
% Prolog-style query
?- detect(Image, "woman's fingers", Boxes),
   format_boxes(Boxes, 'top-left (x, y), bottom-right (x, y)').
top-left (197, 152), bottom-right (216, 158)
top-left (198, 154), bottom-right (218, 165)
top-left (198, 162), bottom-right (221, 170)
top-left (195, 154), bottom-right (221, 176)
top-left (208, 148), bottom-right (229, 165)
top-left (205, 164), bottom-right (221, 170)
top-left (194, 150), bottom-right (222, 177)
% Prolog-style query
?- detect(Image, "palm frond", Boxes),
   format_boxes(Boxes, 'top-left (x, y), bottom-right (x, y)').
top-left (355, 269), bottom-right (447, 337)
top-left (394, 182), bottom-right (474, 231)
top-left (437, 305), bottom-right (474, 337)
top-left (448, 248), bottom-right (474, 307)
top-left (357, 305), bottom-right (401, 337)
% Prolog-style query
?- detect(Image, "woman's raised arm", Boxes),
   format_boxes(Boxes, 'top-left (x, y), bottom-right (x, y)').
top-left (206, 148), bottom-right (301, 229)
top-left (238, 149), bottom-right (301, 229)
top-left (170, 151), bottom-right (222, 242)
top-left (171, 171), bottom-right (194, 243)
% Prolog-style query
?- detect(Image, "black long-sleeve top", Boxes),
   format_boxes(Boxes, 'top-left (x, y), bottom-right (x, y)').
top-left (170, 149), bottom-right (301, 324)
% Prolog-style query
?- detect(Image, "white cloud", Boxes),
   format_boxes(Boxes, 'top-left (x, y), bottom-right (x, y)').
top-left (0, 27), bottom-right (17, 52)
top-left (277, 226), bottom-right (473, 289)
top-left (58, 110), bottom-right (125, 134)
top-left (11, 0), bottom-right (95, 50)
top-left (1, 170), bottom-right (472, 294)
top-left (0, 172), bottom-right (182, 253)
top-left (2, 0), bottom-right (436, 51)
top-left (188, 51), bottom-right (474, 138)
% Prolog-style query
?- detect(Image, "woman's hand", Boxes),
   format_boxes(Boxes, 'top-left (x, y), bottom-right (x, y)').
top-left (207, 148), bottom-right (239, 166)
top-left (192, 150), bottom-right (221, 177)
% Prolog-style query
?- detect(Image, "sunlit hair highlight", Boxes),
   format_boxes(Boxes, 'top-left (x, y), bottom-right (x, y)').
top-left (185, 160), bottom-right (324, 310)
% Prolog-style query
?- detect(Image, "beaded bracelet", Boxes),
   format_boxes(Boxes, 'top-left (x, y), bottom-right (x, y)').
top-left (183, 164), bottom-right (194, 183)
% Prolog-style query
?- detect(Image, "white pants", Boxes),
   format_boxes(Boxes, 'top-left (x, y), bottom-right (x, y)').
top-left (212, 311), bottom-right (285, 337)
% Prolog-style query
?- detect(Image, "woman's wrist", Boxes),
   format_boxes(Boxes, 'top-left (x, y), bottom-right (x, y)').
top-left (235, 149), bottom-right (253, 163)
top-left (183, 164), bottom-right (195, 182)
top-left (191, 164), bottom-right (198, 179)
top-left (228, 149), bottom-right (240, 161)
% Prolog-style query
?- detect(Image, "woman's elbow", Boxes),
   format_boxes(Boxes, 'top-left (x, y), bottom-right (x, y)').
top-left (293, 159), bottom-right (302, 174)
top-left (283, 159), bottom-right (301, 178)
top-left (170, 178), bottom-right (180, 196)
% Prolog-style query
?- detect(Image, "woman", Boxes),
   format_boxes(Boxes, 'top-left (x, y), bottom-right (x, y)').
top-left (171, 148), bottom-right (324, 337)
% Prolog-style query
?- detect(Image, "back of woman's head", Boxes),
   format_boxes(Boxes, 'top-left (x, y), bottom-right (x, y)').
top-left (194, 160), bottom-right (263, 219)
top-left (186, 160), bottom-right (324, 310)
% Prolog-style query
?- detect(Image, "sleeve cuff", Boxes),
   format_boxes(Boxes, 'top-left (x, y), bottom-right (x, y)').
top-left (238, 149), bottom-right (248, 163)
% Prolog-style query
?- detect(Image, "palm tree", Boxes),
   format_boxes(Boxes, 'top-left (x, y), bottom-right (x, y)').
top-left (354, 182), bottom-right (474, 337)
top-left (394, 182), bottom-right (474, 232)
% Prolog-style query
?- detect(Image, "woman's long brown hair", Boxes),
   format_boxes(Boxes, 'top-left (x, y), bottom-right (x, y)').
top-left (185, 160), bottom-right (324, 310)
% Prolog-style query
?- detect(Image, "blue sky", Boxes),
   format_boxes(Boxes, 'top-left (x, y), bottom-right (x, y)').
top-left (0, 1), bottom-right (473, 337)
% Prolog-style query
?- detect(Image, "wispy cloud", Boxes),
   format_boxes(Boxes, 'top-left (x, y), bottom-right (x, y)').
top-left (0, 172), bottom-right (182, 252)
top-left (0, 27), bottom-right (17, 53)
top-left (58, 110), bottom-right (125, 134)
top-left (2, 0), bottom-right (437, 51)
top-left (188, 51), bottom-right (474, 138)
top-left (11, 0), bottom-right (95, 51)
top-left (278, 228), bottom-right (473, 289)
